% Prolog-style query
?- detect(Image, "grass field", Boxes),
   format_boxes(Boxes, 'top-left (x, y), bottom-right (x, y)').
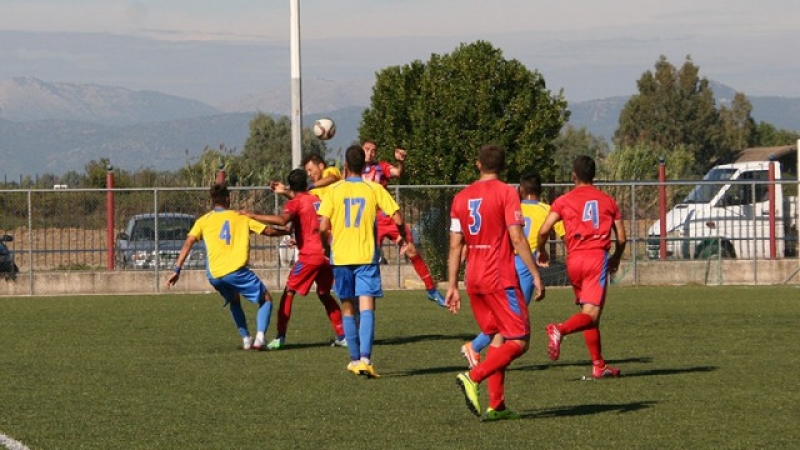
top-left (1, 286), bottom-right (799, 449)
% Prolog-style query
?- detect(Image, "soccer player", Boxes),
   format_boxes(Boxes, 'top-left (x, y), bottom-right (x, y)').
top-left (447, 144), bottom-right (544, 421)
top-left (271, 152), bottom-right (341, 264)
top-left (536, 155), bottom-right (627, 379)
top-left (272, 153), bottom-right (341, 201)
top-left (460, 171), bottom-right (564, 369)
top-left (242, 168), bottom-right (346, 350)
top-left (361, 140), bottom-right (447, 306)
top-left (166, 183), bottom-right (287, 350)
top-left (318, 145), bottom-right (408, 378)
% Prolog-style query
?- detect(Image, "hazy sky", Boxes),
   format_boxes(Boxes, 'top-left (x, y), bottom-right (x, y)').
top-left (2, 0), bottom-right (799, 104)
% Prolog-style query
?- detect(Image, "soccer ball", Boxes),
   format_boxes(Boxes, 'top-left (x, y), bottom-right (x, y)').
top-left (313, 118), bottom-right (336, 140)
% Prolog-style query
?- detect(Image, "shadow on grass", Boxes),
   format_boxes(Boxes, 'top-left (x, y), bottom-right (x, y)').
top-left (376, 333), bottom-right (475, 346)
top-left (512, 356), bottom-right (654, 372)
top-left (387, 364), bottom-right (475, 377)
top-left (524, 400), bottom-right (658, 419)
top-left (618, 365), bottom-right (718, 378)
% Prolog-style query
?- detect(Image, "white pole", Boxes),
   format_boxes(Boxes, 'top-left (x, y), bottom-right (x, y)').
top-left (290, 0), bottom-right (303, 169)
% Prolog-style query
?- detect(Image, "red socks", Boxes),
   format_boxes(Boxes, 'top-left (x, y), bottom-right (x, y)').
top-left (409, 253), bottom-right (435, 290)
top-left (583, 326), bottom-right (604, 365)
top-left (485, 346), bottom-right (507, 410)
top-left (276, 290), bottom-right (295, 336)
top-left (319, 292), bottom-right (344, 337)
top-left (469, 340), bottom-right (525, 383)
top-left (558, 313), bottom-right (594, 335)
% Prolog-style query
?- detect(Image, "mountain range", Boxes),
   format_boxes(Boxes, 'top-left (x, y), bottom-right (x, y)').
top-left (0, 77), bottom-right (798, 178)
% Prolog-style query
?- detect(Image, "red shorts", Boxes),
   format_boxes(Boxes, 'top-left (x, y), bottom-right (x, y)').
top-left (566, 250), bottom-right (609, 307)
top-left (376, 212), bottom-right (414, 244)
top-left (468, 287), bottom-right (530, 340)
top-left (286, 254), bottom-right (333, 296)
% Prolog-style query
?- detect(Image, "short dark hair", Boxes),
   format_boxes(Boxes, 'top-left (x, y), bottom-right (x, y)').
top-left (345, 145), bottom-right (366, 175)
top-left (519, 171), bottom-right (542, 196)
top-left (478, 144), bottom-right (506, 173)
top-left (287, 168), bottom-right (308, 192)
top-left (210, 183), bottom-right (230, 206)
top-left (362, 139), bottom-right (377, 147)
top-left (573, 155), bottom-right (596, 183)
top-left (301, 153), bottom-right (326, 167)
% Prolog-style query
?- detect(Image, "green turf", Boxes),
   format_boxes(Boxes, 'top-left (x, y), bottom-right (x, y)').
top-left (1, 286), bottom-right (799, 449)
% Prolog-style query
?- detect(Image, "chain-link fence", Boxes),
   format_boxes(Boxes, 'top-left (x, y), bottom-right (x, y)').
top-left (0, 178), bottom-right (798, 293)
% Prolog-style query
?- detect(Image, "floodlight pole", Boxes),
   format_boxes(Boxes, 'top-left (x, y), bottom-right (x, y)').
top-left (290, 0), bottom-right (303, 169)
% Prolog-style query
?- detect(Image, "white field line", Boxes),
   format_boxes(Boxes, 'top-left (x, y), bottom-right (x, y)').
top-left (0, 433), bottom-right (30, 450)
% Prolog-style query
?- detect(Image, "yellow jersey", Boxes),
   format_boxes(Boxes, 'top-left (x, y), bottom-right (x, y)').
top-left (310, 166), bottom-right (341, 200)
top-left (189, 208), bottom-right (267, 279)
top-left (521, 200), bottom-right (565, 252)
top-left (318, 178), bottom-right (400, 265)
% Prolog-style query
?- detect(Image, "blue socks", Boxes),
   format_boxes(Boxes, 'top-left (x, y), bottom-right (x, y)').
top-left (471, 332), bottom-right (492, 354)
top-left (343, 315), bottom-right (360, 361)
top-left (229, 302), bottom-right (249, 338)
top-left (256, 300), bottom-right (273, 334)
top-left (359, 310), bottom-right (375, 361)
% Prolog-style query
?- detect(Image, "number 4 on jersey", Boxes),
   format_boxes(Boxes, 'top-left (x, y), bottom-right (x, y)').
top-left (219, 220), bottom-right (232, 245)
top-left (582, 200), bottom-right (599, 229)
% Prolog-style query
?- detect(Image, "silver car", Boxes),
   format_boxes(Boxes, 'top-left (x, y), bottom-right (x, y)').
top-left (115, 213), bottom-right (206, 270)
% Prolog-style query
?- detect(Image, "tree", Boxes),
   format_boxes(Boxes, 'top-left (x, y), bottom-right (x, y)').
top-left (752, 122), bottom-right (800, 147)
top-left (602, 142), bottom-right (696, 218)
top-left (359, 41), bottom-right (567, 279)
top-left (360, 40), bottom-right (568, 185)
top-left (616, 56), bottom-right (729, 174)
top-left (552, 126), bottom-right (610, 182)
top-left (719, 92), bottom-right (757, 152)
top-left (235, 114), bottom-right (327, 186)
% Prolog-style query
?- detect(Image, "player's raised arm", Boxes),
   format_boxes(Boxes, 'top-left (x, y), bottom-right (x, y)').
top-left (270, 180), bottom-right (295, 199)
top-left (241, 210), bottom-right (291, 227)
top-left (389, 147), bottom-right (407, 178)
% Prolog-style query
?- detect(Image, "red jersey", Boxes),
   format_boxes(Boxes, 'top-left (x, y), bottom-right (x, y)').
top-left (283, 192), bottom-right (325, 258)
top-left (361, 161), bottom-right (394, 188)
top-left (551, 185), bottom-right (621, 254)
top-left (450, 179), bottom-right (524, 294)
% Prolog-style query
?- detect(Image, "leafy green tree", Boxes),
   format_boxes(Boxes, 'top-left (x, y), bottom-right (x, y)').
top-left (360, 41), bottom-right (567, 279)
top-left (552, 126), bottom-right (610, 181)
top-left (719, 92), bottom-right (757, 152)
top-left (234, 114), bottom-right (327, 186)
top-left (84, 158), bottom-right (114, 188)
top-left (360, 40), bottom-right (568, 185)
top-left (603, 142), bottom-right (696, 217)
top-left (616, 56), bottom-right (728, 174)
top-left (752, 122), bottom-right (800, 147)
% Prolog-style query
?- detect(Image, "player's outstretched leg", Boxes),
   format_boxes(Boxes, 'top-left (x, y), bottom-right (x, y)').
top-left (268, 289), bottom-right (294, 350)
top-left (584, 326), bottom-right (620, 378)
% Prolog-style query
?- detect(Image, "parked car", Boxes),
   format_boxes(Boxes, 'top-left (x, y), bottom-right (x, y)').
top-left (0, 235), bottom-right (18, 279)
top-left (116, 213), bottom-right (206, 270)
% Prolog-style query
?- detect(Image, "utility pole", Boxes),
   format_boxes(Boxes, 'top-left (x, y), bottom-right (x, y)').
top-left (290, 0), bottom-right (303, 169)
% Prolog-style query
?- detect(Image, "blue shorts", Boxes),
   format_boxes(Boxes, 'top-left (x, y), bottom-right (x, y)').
top-left (208, 267), bottom-right (268, 305)
top-left (514, 253), bottom-right (537, 305)
top-left (332, 264), bottom-right (382, 299)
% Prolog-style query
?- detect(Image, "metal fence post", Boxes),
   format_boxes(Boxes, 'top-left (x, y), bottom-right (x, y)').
top-left (631, 183), bottom-right (638, 286)
top-left (154, 189), bottom-right (160, 292)
top-left (106, 165), bottom-right (115, 270)
top-left (27, 190), bottom-right (33, 295)
top-left (395, 184), bottom-right (401, 289)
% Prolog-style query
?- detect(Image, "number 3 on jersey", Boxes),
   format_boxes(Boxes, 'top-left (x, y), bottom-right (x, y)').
top-left (467, 198), bottom-right (482, 235)
top-left (219, 220), bottom-right (232, 245)
top-left (582, 200), bottom-right (599, 229)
